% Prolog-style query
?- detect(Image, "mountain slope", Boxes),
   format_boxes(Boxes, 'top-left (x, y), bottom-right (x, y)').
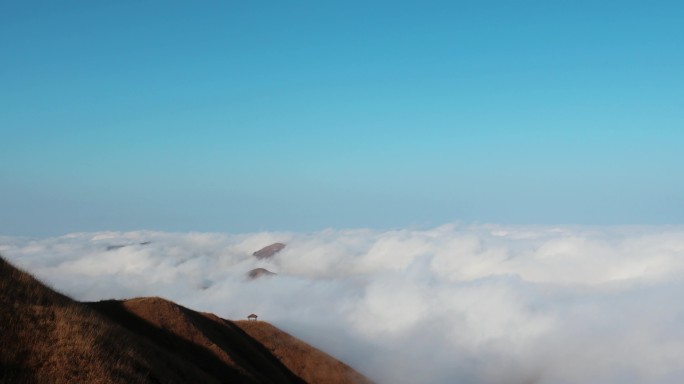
top-left (236, 321), bottom-right (373, 384)
top-left (0, 256), bottom-right (219, 383)
top-left (88, 298), bottom-right (304, 384)
top-left (0, 255), bottom-right (370, 383)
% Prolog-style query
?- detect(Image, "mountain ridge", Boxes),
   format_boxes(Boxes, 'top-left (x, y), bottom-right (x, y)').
top-left (0, 255), bottom-right (371, 383)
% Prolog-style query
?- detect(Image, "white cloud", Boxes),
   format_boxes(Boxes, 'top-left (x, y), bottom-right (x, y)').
top-left (2, 224), bottom-right (684, 383)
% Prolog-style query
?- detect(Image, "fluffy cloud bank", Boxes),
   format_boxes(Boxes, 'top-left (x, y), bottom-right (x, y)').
top-left (3, 224), bottom-right (684, 383)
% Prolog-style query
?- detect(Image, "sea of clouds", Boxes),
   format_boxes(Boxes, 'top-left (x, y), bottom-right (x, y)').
top-left (3, 224), bottom-right (684, 384)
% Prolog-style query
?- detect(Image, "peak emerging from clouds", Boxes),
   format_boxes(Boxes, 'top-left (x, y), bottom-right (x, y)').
top-left (253, 243), bottom-right (286, 259)
top-left (248, 268), bottom-right (277, 279)
top-left (3, 224), bottom-right (684, 383)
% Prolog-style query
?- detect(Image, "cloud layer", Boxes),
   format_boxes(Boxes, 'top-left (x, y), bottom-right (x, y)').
top-left (3, 224), bottom-right (684, 383)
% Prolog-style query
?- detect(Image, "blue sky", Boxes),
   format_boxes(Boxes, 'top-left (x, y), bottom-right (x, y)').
top-left (1, 1), bottom-right (683, 236)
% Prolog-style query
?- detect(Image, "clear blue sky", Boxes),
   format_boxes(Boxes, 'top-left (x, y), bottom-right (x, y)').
top-left (1, 1), bottom-right (683, 236)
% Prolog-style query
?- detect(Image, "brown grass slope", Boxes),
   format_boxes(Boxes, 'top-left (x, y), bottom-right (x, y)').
top-left (0, 256), bottom-right (221, 383)
top-left (0, 255), bottom-right (371, 384)
top-left (87, 298), bottom-right (304, 384)
top-left (235, 321), bottom-right (373, 384)
top-left (0, 256), bottom-right (301, 383)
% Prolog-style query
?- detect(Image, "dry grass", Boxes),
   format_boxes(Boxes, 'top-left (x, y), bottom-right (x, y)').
top-left (88, 297), bottom-right (304, 384)
top-left (235, 321), bottom-right (373, 384)
top-left (0, 256), bottom-right (217, 383)
top-left (1, 255), bottom-right (370, 383)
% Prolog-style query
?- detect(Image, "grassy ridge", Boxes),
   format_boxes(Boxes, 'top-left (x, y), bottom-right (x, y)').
top-left (0, 256), bottom-right (371, 383)
top-left (236, 320), bottom-right (373, 384)
top-left (0, 256), bottom-right (219, 383)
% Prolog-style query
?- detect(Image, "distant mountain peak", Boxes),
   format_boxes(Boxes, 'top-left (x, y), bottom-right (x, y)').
top-left (253, 243), bottom-right (286, 259)
top-left (106, 241), bottom-right (151, 251)
top-left (248, 268), bottom-right (277, 279)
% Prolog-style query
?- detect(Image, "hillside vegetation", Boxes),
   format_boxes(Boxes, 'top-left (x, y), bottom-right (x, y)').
top-left (236, 321), bottom-right (373, 384)
top-left (0, 256), bottom-right (370, 383)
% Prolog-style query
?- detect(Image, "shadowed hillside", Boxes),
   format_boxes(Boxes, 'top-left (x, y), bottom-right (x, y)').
top-left (0, 256), bottom-right (370, 383)
top-left (88, 298), bottom-right (304, 384)
top-left (236, 321), bottom-right (373, 384)
top-left (0, 256), bottom-right (220, 383)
